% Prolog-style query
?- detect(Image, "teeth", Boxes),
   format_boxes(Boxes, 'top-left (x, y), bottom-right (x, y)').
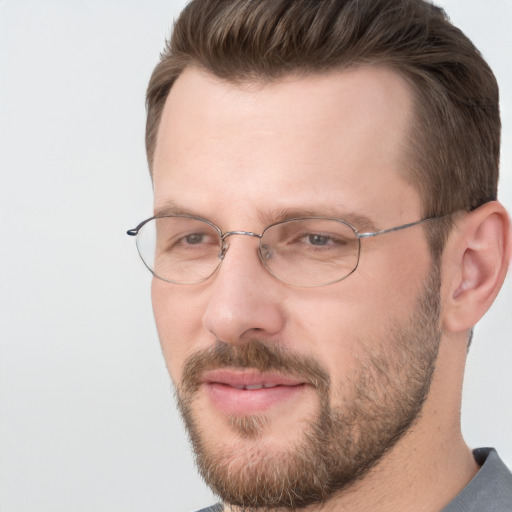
top-left (233, 383), bottom-right (279, 390)
top-left (230, 384), bottom-right (280, 390)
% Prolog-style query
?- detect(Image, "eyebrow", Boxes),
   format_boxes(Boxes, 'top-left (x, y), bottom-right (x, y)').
top-left (257, 206), bottom-right (379, 232)
top-left (154, 202), bottom-right (200, 218)
top-left (153, 201), bottom-right (379, 232)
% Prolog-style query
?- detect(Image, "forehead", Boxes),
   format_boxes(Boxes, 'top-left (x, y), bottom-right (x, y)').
top-left (153, 66), bottom-right (419, 227)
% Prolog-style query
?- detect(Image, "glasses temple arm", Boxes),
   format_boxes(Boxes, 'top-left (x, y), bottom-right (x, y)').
top-left (357, 216), bottom-right (444, 239)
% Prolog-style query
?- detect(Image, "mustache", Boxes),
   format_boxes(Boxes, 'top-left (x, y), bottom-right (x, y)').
top-left (180, 340), bottom-right (330, 394)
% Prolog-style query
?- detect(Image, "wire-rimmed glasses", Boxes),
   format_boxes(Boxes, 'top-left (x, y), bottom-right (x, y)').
top-left (127, 214), bottom-right (443, 287)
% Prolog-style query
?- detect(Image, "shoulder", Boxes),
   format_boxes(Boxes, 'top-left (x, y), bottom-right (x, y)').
top-left (443, 448), bottom-right (512, 511)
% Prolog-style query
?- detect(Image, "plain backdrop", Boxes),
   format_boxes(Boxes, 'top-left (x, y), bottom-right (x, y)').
top-left (0, 1), bottom-right (511, 511)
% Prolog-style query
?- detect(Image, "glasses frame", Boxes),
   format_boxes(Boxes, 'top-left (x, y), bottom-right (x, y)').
top-left (127, 214), bottom-right (445, 287)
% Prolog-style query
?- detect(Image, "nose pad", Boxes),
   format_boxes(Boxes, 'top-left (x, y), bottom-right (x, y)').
top-left (218, 240), bottom-right (229, 260)
top-left (261, 243), bottom-right (273, 260)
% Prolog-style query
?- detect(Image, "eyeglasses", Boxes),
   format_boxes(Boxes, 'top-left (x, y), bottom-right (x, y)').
top-left (127, 214), bottom-right (443, 287)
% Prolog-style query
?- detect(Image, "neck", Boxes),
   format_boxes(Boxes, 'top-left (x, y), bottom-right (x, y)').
top-left (226, 333), bottom-right (478, 512)
top-left (226, 422), bottom-right (477, 512)
top-left (312, 422), bottom-right (477, 512)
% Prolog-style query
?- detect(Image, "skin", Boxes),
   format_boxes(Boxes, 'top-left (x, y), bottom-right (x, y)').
top-left (150, 66), bottom-right (511, 511)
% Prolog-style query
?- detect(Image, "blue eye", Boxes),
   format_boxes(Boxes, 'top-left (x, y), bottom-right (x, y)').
top-left (306, 234), bottom-right (332, 246)
top-left (185, 233), bottom-right (206, 244)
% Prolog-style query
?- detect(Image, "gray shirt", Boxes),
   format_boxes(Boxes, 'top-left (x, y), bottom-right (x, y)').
top-left (442, 448), bottom-right (512, 511)
top-left (196, 448), bottom-right (512, 512)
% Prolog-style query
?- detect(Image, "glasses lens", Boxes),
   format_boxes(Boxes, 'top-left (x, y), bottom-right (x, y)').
top-left (260, 218), bottom-right (360, 286)
top-left (136, 217), bottom-right (222, 284)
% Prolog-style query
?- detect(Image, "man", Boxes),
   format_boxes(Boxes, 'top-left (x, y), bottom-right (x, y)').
top-left (128, 0), bottom-right (512, 510)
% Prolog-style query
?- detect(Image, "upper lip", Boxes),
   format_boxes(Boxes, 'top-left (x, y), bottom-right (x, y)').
top-left (201, 369), bottom-right (306, 390)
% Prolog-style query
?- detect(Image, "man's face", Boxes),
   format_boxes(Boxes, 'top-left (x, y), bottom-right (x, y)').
top-left (151, 66), bottom-right (441, 508)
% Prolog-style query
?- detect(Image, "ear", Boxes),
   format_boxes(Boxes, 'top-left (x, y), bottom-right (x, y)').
top-left (442, 201), bottom-right (511, 334)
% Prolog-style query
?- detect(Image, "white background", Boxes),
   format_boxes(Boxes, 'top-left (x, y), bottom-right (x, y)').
top-left (0, 1), bottom-right (511, 511)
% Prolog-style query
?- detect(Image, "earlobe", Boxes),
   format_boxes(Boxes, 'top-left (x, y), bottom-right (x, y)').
top-left (442, 201), bottom-right (511, 334)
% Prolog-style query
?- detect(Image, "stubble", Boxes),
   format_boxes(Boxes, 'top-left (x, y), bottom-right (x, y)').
top-left (175, 266), bottom-right (442, 510)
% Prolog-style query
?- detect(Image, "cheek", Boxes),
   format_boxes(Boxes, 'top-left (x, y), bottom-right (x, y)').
top-left (285, 250), bottom-right (429, 378)
top-left (355, 236), bottom-right (432, 320)
top-left (151, 279), bottom-right (205, 382)
top-left (282, 289), bottom-right (366, 379)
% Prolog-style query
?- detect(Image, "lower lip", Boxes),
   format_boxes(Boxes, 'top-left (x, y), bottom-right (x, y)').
top-left (205, 382), bottom-right (307, 415)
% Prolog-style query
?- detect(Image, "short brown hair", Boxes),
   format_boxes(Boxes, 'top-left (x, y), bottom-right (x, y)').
top-left (146, 0), bottom-right (500, 256)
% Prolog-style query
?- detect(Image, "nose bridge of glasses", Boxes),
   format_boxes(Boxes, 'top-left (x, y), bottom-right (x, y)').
top-left (219, 230), bottom-right (263, 260)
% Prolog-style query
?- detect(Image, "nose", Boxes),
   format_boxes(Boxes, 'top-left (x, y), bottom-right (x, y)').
top-left (201, 235), bottom-right (286, 344)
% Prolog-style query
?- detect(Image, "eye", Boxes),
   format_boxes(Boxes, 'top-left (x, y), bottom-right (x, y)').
top-left (173, 231), bottom-right (219, 249)
top-left (161, 229), bottom-right (219, 252)
top-left (261, 219), bottom-right (356, 259)
top-left (298, 231), bottom-right (350, 249)
top-left (184, 233), bottom-right (207, 245)
top-left (305, 234), bottom-right (336, 246)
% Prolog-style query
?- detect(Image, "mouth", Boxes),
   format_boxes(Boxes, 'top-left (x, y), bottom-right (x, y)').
top-left (200, 369), bottom-right (308, 414)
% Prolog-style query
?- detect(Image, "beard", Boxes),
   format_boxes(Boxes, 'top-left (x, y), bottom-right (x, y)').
top-left (175, 266), bottom-right (442, 511)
